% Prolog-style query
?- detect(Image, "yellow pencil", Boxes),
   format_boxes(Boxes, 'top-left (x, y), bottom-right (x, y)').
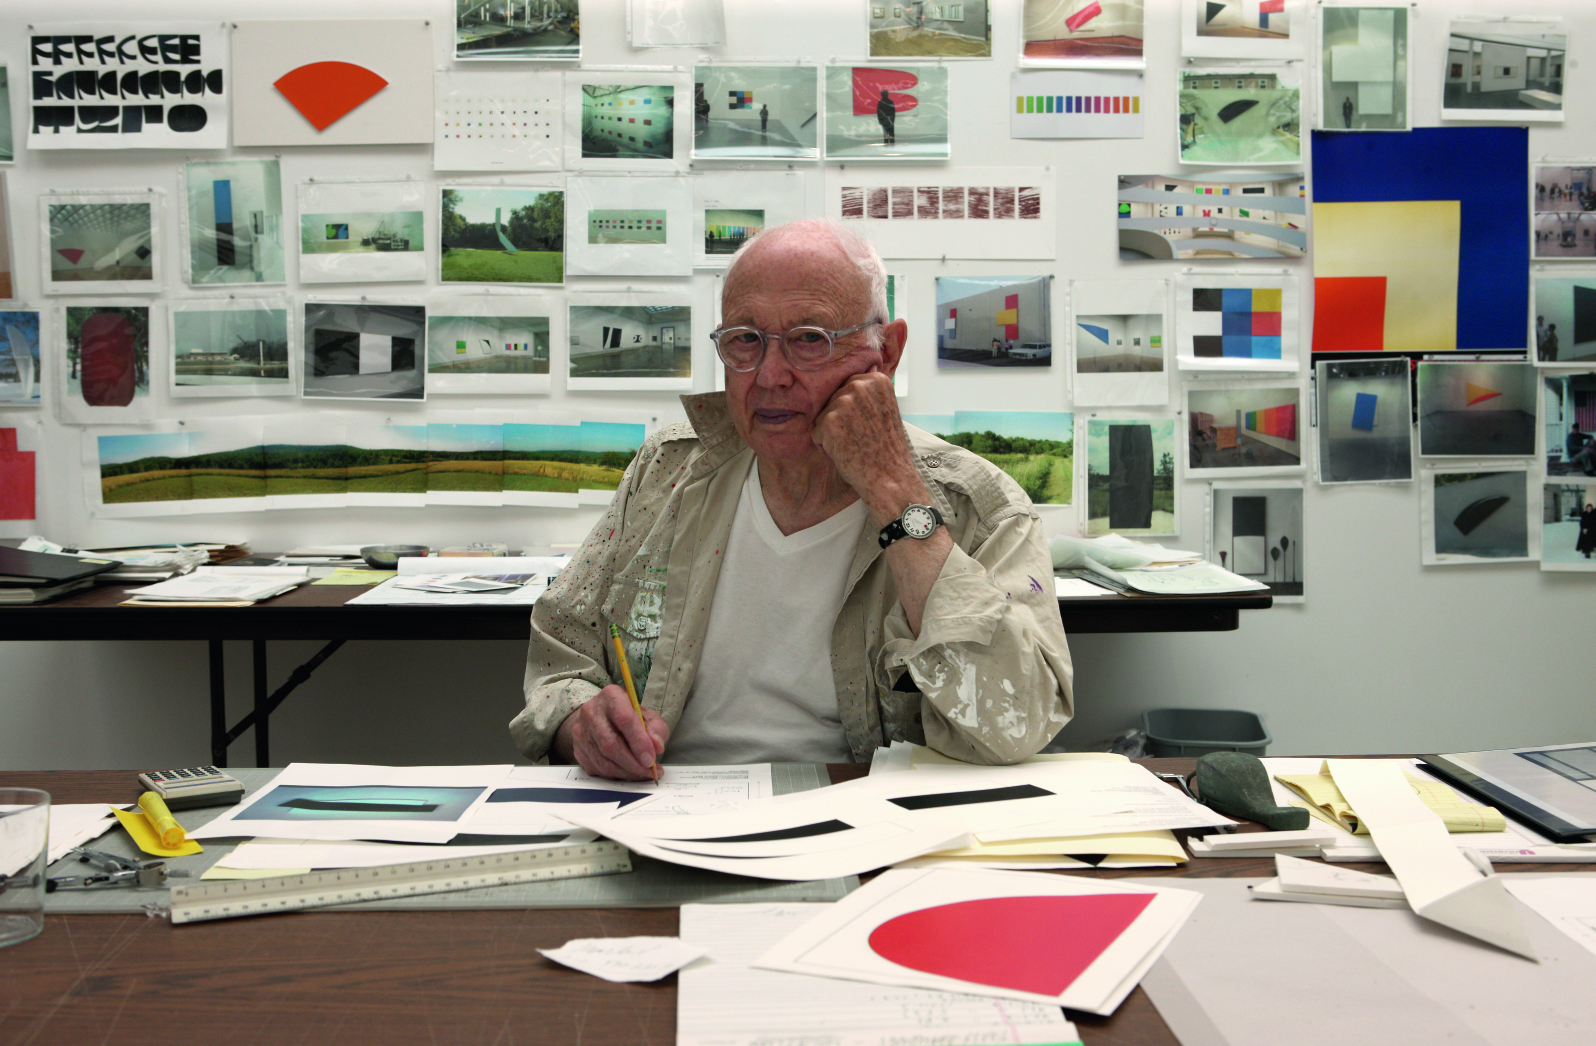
top-left (609, 623), bottom-right (659, 783)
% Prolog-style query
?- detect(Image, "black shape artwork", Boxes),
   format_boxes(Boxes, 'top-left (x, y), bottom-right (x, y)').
top-left (887, 784), bottom-right (1053, 810)
top-left (1454, 495), bottom-right (1510, 536)
top-left (1109, 424), bottom-right (1155, 528)
top-left (1574, 285), bottom-right (1596, 345)
top-left (681, 819), bottom-right (854, 843)
top-left (1206, 1), bottom-right (1227, 24)
top-left (1217, 99), bottom-right (1259, 124)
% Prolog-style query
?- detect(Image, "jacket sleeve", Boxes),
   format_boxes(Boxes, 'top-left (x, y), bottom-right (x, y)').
top-left (509, 441), bottom-right (660, 762)
top-left (877, 505), bottom-right (1074, 765)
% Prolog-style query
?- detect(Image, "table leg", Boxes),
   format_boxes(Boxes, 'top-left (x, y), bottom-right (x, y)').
top-left (253, 640), bottom-right (269, 767)
top-left (209, 640), bottom-right (227, 766)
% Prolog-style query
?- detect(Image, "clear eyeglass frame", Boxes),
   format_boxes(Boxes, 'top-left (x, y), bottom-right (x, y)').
top-left (709, 319), bottom-right (880, 372)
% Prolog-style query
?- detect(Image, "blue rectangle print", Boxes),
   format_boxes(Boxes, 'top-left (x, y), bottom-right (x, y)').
top-left (1222, 288), bottom-right (1252, 312)
top-left (1311, 127), bottom-right (1528, 351)
top-left (213, 180), bottom-right (232, 223)
top-left (1222, 311), bottom-right (1253, 336)
top-left (1251, 336), bottom-right (1281, 359)
top-left (1222, 335), bottom-right (1254, 357)
top-left (1351, 392), bottom-right (1378, 431)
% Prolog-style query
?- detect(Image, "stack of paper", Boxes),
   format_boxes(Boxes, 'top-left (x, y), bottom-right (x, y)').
top-left (753, 866), bottom-right (1201, 1017)
top-left (391, 573), bottom-right (532, 594)
top-left (1250, 853), bottom-right (1407, 908)
top-left (349, 556), bottom-right (567, 606)
top-left (1277, 765), bottom-right (1506, 834)
top-left (122, 570), bottom-right (308, 606)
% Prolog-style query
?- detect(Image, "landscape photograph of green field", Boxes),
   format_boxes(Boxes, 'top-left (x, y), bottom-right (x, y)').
top-left (902, 410), bottom-right (1074, 506)
top-left (97, 419), bottom-right (646, 508)
top-left (441, 187), bottom-right (563, 285)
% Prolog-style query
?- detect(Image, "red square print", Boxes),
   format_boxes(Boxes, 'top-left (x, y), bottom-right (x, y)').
top-left (1312, 276), bottom-right (1387, 352)
top-left (1251, 311), bottom-right (1281, 336)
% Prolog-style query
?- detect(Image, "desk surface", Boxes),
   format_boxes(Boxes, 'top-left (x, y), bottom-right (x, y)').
top-left (3, 760), bottom-right (1278, 1046)
top-left (0, 579), bottom-right (1271, 641)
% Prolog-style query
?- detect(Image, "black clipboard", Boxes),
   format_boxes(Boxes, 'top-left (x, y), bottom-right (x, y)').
top-left (1421, 754), bottom-right (1596, 844)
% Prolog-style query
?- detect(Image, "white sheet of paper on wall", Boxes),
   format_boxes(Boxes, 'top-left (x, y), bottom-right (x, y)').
top-left (27, 24), bottom-right (230, 151)
top-left (434, 71), bottom-right (563, 172)
top-left (631, 0), bottom-right (726, 47)
top-left (231, 20), bottom-right (432, 146)
top-left (566, 176), bottom-right (693, 277)
top-left (824, 166), bottom-right (1056, 260)
top-left (296, 181), bottom-right (428, 285)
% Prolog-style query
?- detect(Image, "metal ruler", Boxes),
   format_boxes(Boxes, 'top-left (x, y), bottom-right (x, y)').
top-left (168, 841), bottom-right (632, 924)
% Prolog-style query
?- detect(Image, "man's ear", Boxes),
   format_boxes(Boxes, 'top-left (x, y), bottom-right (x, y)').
top-left (878, 318), bottom-right (908, 377)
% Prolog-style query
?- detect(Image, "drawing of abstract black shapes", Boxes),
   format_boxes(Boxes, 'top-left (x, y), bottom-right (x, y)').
top-left (1109, 423), bottom-right (1154, 528)
top-left (1218, 99), bottom-right (1259, 124)
top-left (1232, 495), bottom-right (1267, 575)
top-left (1454, 495), bottom-right (1509, 536)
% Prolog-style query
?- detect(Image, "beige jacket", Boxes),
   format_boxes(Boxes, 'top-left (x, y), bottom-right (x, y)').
top-left (512, 392), bottom-right (1074, 764)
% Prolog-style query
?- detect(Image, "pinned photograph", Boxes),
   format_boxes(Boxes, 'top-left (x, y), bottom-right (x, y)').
top-left (694, 170), bottom-right (806, 268)
top-left (902, 411), bottom-right (1073, 506)
top-left (936, 276), bottom-right (1052, 368)
top-left (183, 159), bottom-right (286, 286)
top-left (434, 70), bottom-right (563, 173)
top-left (97, 425), bottom-right (267, 512)
top-left (44, 193), bottom-right (161, 294)
top-left (1312, 128), bottom-right (1528, 355)
top-left (1174, 273), bottom-right (1299, 372)
top-left (631, 0), bottom-right (724, 46)
top-left (692, 64), bottom-right (819, 161)
top-left (830, 167), bottom-right (1054, 260)
top-left (1021, 0), bottom-right (1145, 65)
top-left (1319, 5), bottom-right (1409, 130)
top-left (60, 304), bottom-right (154, 425)
top-left (1209, 482), bottom-right (1304, 601)
top-left (1422, 469), bottom-right (1532, 565)
top-left (870, 2), bottom-right (991, 58)
top-left (1416, 362), bottom-right (1536, 458)
top-left (503, 420), bottom-right (647, 503)
top-left (824, 65), bottom-right (950, 161)
top-left (1010, 70), bottom-right (1145, 139)
top-left (302, 301), bottom-right (425, 401)
top-left (440, 186), bottom-right (563, 285)
top-left (169, 301), bottom-right (292, 399)
top-left (1532, 165), bottom-right (1596, 261)
top-left (1315, 357), bottom-right (1412, 485)
top-left (0, 311), bottom-right (41, 407)
top-left (565, 176), bottom-right (692, 277)
top-left (1071, 279), bottom-right (1167, 407)
top-left (1178, 67), bottom-right (1300, 165)
top-left (0, 174), bottom-right (14, 298)
top-left (574, 81), bottom-right (680, 168)
top-left (298, 181), bottom-right (426, 284)
top-left (427, 301), bottom-right (556, 396)
top-left (1118, 173), bottom-right (1304, 260)
top-left (568, 301), bottom-right (691, 392)
top-left (456, 0), bottom-right (580, 60)
top-left (1187, 384), bottom-right (1302, 477)
top-left (1183, 0), bottom-right (1304, 60)
top-left (1442, 19), bottom-right (1564, 123)
top-left (1545, 372), bottom-right (1596, 478)
top-left (1541, 480), bottom-right (1596, 571)
top-left (1533, 275), bottom-right (1596, 363)
top-left (1084, 417), bottom-right (1177, 536)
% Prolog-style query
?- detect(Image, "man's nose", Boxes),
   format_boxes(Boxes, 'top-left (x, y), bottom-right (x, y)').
top-left (753, 334), bottom-right (795, 386)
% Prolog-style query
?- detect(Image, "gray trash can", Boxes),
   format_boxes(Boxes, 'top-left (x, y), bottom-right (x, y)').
top-left (1141, 708), bottom-right (1270, 758)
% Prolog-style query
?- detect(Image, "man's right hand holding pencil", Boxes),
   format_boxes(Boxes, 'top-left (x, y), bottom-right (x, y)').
top-left (551, 685), bottom-right (669, 781)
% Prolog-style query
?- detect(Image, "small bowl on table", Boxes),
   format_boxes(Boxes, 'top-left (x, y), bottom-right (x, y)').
top-left (359, 544), bottom-right (429, 569)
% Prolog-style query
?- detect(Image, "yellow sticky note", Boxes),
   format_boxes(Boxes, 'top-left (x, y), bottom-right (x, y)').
top-left (313, 569), bottom-right (396, 586)
top-left (112, 808), bottom-right (204, 858)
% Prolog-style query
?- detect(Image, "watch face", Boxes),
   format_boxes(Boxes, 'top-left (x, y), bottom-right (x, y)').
top-left (901, 504), bottom-right (938, 539)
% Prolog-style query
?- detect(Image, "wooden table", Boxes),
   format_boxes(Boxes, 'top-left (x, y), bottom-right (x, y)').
top-left (0, 760), bottom-right (1325, 1046)
top-left (0, 582), bottom-right (1271, 767)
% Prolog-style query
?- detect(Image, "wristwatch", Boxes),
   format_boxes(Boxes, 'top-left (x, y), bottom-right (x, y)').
top-left (878, 504), bottom-right (944, 549)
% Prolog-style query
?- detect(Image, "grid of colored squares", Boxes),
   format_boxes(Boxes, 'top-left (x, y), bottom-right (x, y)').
top-left (591, 218), bottom-right (665, 229)
top-left (728, 91), bottom-right (752, 108)
top-left (1243, 403), bottom-right (1296, 441)
top-left (1016, 95), bottom-right (1140, 114)
top-left (1190, 287), bottom-right (1282, 358)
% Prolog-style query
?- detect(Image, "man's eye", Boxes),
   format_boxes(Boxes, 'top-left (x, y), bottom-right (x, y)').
top-left (790, 330), bottom-right (827, 344)
top-left (728, 330), bottom-right (762, 345)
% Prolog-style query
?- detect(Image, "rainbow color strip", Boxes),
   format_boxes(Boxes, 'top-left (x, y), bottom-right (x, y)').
top-left (1243, 403), bottom-right (1296, 441)
top-left (1016, 95), bottom-right (1140, 114)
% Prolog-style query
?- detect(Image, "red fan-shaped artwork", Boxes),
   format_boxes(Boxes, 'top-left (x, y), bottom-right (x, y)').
top-left (273, 62), bottom-right (389, 132)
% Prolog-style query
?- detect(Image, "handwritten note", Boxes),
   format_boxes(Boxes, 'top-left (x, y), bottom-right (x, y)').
top-left (538, 937), bottom-right (706, 983)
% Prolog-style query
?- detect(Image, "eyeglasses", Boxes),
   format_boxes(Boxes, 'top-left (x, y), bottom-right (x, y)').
top-left (709, 320), bottom-right (880, 372)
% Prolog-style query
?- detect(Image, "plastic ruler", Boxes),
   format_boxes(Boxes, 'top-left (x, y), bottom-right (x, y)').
top-left (168, 840), bottom-right (632, 924)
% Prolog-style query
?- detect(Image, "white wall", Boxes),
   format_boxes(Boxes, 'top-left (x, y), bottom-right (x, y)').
top-left (2, 0), bottom-right (1595, 770)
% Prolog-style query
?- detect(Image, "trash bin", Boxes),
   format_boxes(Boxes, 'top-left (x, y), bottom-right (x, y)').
top-left (1141, 708), bottom-right (1270, 758)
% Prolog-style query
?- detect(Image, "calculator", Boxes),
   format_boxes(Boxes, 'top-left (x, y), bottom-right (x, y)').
top-left (137, 766), bottom-right (246, 809)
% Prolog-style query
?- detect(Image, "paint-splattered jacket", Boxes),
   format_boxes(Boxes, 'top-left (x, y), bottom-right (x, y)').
top-left (511, 392), bottom-right (1074, 765)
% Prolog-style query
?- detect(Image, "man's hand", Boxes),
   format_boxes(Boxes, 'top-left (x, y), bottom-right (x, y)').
top-left (811, 369), bottom-right (920, 518)
top-left (554, 685), bottom-right (670, 780)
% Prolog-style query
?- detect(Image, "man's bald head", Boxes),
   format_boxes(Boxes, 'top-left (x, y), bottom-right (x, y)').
top-left (723, 220), bottom-right (889, 342)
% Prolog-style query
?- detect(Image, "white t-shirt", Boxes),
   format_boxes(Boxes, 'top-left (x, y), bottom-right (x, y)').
top-left (666, 466), bottom-right (865, 765)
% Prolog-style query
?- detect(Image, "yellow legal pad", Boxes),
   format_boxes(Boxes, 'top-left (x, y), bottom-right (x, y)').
top-left (1276, 762), bottom-right (1505, 835)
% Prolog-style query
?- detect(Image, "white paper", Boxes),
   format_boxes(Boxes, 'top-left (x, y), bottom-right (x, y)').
top-left (215, 833), bottom-right (597, 871)
top-left (826, 167), bottom-right (1054, 260)
top-left (1181, 0), bottom-right (1305, 60)
top-left (542, 936), bottom-right (706, 983)
top-left (297, 182), bottom-right (427, 285)
top-left (691, 170), bottom-right (806, 269)
top-left (168, 296), bottom-right (295, 399)
top-left (43, 191), bottom-right (164, 296)
top-left (1503, 877), bottom-right (1596, 960)
top-left (565, 175), bottom-right (692, 277)
top-left (1056, 576), bottom-right (1113, 597)
top-left (427, 294), bottom-right (560, 397)
top-left (1070, 279), bottom-right (1169, 407)
top-left (1010, 70), bottom-right (1146, 139)
top-left (566, 290), bottom-right (695, 393)
top-left (565, 71), bottom-right (689, 172)
top-left (1273, 852), bottom-right (1405, 900)
top-left (680, 903), bottom-right (1080, 1046)
top-left (27, 24), bottom-right (229, 151)
top-left (972, 759), bottom-right (1238, 841)
top-left (754, 866), bottom-right (1201, 1016)
top-left (127, 574), bottom-right (301, 601)
top-left (46, 803), bottom-right (117, 864)
top-left (231, 20), bottom-right (432, 146)
top-left (1174, 272), bottom-right (1300, 372)
top-left (434, 70), bottom-right (563, 172)
top-left (0, 310), bottom-right (42, 408)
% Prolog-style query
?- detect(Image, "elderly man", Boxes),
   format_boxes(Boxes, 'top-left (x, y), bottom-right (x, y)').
top-left (512, 219), bottom-right (1072, 779)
